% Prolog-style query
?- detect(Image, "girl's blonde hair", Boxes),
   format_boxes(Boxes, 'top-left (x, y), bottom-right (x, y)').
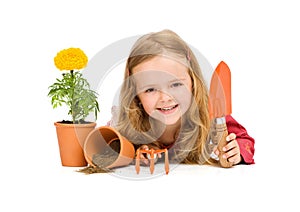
top-left (115, 29), bottom-right (212, 164)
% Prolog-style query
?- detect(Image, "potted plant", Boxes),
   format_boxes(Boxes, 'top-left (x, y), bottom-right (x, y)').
top-left (48, 47), bottom-right (100, 167)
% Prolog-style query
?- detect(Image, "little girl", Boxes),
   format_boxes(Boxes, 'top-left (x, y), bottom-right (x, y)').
top-left (114, 29), bottom-right (255, 166)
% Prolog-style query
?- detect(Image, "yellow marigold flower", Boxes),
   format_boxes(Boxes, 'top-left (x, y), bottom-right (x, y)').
top-left (54, 47), bottom-right (88, 71)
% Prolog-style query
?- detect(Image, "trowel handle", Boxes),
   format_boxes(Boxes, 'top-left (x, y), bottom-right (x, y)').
top-left (217, 126), bottom-right (234, 168)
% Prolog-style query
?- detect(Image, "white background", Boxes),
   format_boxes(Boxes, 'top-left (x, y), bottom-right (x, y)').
top-left (0, 0), bottom-right (299, 211)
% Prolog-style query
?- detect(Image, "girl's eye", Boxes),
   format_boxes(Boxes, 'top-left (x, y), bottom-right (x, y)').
top-left (171, 82), bottom-right (183, 88)
top-left (145, 88), bottom-right (157, 93)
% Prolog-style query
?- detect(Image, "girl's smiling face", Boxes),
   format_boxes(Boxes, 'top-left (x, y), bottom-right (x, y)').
top-left (132, 56), bottom-right (192, 125)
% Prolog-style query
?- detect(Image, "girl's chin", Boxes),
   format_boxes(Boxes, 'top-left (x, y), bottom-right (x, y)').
top-left (149, 108), bottom-right (184, 125)
top-left (152, 115), bottom-right (181, 126)
top-left (164, 118), bottom-right (181, 126)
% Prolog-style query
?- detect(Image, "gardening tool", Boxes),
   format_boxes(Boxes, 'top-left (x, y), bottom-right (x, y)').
top-left (209, 61), bottom-right (233, 168)
top-left (135, 148), bottom-right (169, 174)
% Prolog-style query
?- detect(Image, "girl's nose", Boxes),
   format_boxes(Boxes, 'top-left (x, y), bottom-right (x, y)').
top-left (159, 90), bottom-right (172, 102)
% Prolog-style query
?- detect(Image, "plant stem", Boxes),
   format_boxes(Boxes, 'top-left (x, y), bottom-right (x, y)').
top-left (70, 70), bottom-right (75, 123)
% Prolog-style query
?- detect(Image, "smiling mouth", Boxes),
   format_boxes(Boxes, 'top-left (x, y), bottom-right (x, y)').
top-left (157, 104), bottom-right (179, 112)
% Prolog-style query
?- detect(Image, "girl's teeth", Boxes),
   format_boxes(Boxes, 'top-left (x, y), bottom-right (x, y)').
top-left (161, 105), bottom-right (176, 111)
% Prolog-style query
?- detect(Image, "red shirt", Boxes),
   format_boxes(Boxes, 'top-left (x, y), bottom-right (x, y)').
top-left (226, 115), bottom-right (255, 164)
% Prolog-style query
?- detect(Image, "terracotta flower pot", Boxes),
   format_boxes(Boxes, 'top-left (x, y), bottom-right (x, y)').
top-left (84, 126), bottom-right (135, 169)
top-left (54, 122), bottom-right (96, 167)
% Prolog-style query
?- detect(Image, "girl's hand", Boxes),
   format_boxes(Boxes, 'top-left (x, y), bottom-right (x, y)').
top-left (136, 144), bottom-right (162, 166)
top-left (215, 133), bottom-right (242, 165)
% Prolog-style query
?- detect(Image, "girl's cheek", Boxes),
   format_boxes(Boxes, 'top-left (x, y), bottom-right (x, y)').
top-left (139, 95), bottom-right (156, 113)
top-left (172, 87), bottom-right (192, 102)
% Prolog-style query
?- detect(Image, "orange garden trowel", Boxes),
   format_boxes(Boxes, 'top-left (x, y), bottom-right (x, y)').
top-left (209, 61), bottom-right (233, 168)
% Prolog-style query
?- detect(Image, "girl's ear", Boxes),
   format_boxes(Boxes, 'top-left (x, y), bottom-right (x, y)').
top-left (125, 68), bottom-right (130, 77)
top-left (186, 49), bottom-right (191, 61)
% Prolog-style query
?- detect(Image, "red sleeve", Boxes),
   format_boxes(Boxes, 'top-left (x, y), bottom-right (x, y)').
top-left (225, 115), bottom-right (255, 164)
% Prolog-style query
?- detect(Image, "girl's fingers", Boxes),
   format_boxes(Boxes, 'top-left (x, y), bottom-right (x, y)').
top-left (228, 153), bottom-right (242, 164)
top-left (137, 145), bottom-right (162, 165)
top-left (223, 146), bottom-right (239, 158)
top-left (222, 139), bottom-right (237, 151)
top-left (138, 145), bottom-right (149, 165)
top-left (138, 152), bottom-right (148, 165)
top-left (223, 146), bottom-right (241, 164)
top-left (226, 133), bottom-right (236, 142)
top-left (222, 135), bottom-right (242, 165)
top-left (140, 145), bottom-right (149, 150)
top-left (146, 153), bottom-right (159, 164)
top-left (214, 148), bottom-right (219, 156)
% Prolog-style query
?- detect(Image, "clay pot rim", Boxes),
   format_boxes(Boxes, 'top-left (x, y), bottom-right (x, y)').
top-left (54, 122), bottom-right (97, 128)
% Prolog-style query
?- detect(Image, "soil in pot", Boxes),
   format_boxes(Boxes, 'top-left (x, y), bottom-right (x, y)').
top-left (59, 120), bottom-right (92, 124)
top-left (78, 139), bottom-right (120, 174)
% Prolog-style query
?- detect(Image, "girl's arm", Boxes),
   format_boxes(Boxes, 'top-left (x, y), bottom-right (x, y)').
top-left (225, 115), bottom-right (255, 164)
